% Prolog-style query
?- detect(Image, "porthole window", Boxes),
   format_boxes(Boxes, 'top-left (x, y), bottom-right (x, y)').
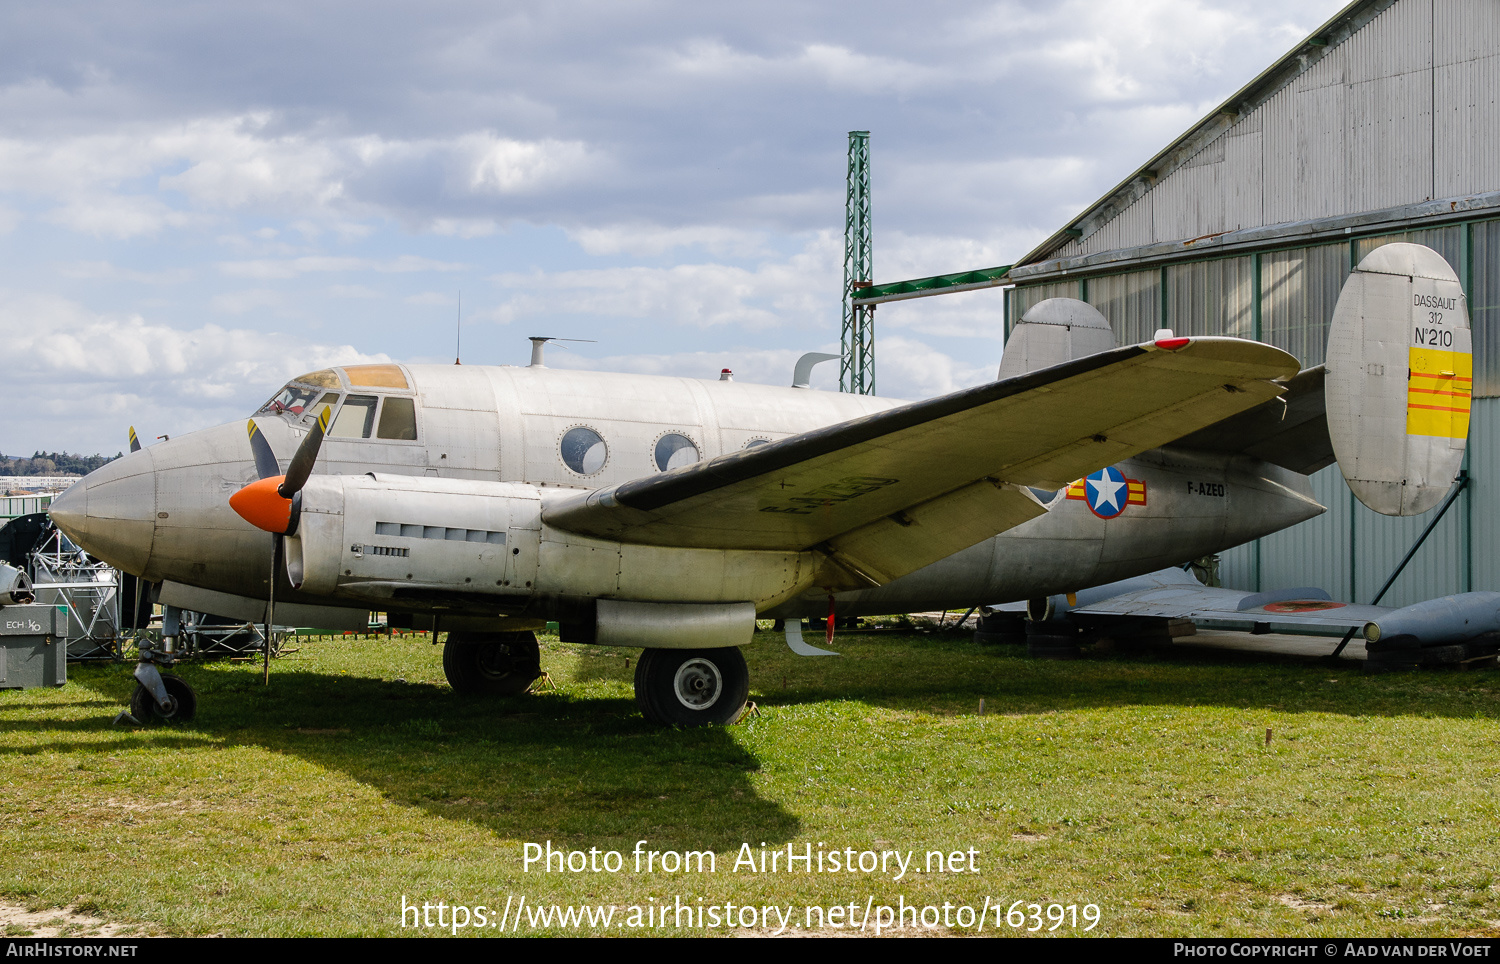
top-left (743, 438), bottom-right (770, 449)
top-left (654, 433), bottom-right (700, 472)
top-left (560, 427), bottom-right (608, 475)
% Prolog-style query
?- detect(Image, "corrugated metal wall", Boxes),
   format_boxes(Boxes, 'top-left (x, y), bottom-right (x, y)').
top-left (1086, 270), bottom-right (1161, 344)
top-left (1046, 0), bottom-right (1499, 263)
top-left (1260, 243), bottom-right (1349, 367)
top-left (1010, 221), bottom-right (1498, 602)
top-left (1470, 220), bottom-right (1500, 395)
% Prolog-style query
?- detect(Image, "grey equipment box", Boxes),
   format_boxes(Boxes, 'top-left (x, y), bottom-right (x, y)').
top-left (0, 604), bottom-right (66, 689)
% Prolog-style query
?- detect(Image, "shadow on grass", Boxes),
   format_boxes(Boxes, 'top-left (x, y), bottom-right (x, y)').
top-left (50, 662), bottom-right (800, 855)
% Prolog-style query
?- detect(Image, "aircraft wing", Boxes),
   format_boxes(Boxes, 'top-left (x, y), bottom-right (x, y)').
top-left (1044, 568), bottom-right (1389, 634)
top-left (1171, 366), bottom-right (1335, 475)
top-left (542, 337), bottom-right (1298, 584)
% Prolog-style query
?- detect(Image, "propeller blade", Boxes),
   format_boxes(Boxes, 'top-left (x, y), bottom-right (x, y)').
top-left (278, 406), bottom-right (330, 498)
top-left (264, 536), bottom-right (278, 686)
top-left (128, 426), bottom-right (141, 453)
top-left (246, 419), bottom-right (281, 481)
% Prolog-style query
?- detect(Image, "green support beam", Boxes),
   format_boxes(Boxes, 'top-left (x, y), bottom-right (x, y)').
top-left (850, 264), bottom-right (1012, 305)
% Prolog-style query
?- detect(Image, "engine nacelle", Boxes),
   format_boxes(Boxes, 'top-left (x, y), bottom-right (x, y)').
top-left (593, 599), bottom-right (755, 649)
top-left (286, 473), bottom-right (542, 604)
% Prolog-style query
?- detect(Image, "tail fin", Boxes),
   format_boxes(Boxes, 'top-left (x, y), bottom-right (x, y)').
top-left (997, 299), bottom-right (1115, 379)
top-left (1326, 243), bottom-right (1470, 516)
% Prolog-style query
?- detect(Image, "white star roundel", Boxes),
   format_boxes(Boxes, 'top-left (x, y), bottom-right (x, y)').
top-left (1085, 466), bottom-right (1128, 519)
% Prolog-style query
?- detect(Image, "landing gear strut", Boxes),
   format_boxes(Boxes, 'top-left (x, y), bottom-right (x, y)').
top-left (634, 647), bottom-right (749, 726)
top-left (130, 672), bottom-right (197, 722)
top-left (443, 631), bottom-right (542, 696)
top-left (129, 604), bottom-right (198, 723)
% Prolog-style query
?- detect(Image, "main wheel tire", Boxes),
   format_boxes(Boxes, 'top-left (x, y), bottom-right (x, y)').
top-left (129, 673), bottom-right (198, 723)
top-left (634, 647), bottom-right (749, 726)
top-left (443, 631), bottom-right (542, 697)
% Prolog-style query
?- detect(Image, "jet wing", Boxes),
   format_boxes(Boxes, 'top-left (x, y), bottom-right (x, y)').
top-left (544, 338), bottom-right (1298, 583)
top-left (1056, 568), bottom-right (1388, 634)
top-left (995, 568), bottom-right (1388, 636)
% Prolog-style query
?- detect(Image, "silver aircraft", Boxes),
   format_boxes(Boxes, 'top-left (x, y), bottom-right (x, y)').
top-left (47, 244), bottom-right (1471, 725)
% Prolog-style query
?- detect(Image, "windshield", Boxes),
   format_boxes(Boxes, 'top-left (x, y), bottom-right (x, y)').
top-left (255, 374), bottom-right (341, 424)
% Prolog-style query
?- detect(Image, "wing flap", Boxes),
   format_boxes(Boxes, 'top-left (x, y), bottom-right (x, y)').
top-left (818, 480), bottom-right (1048, 586)
top-left (544, 337), bottom-right (1300, 552)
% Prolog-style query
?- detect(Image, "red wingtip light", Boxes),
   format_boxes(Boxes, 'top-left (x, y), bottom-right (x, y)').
top-left (229, 475), bottom-right (293, 533)
top-left (1155, 336), bottom-right (1191, 351)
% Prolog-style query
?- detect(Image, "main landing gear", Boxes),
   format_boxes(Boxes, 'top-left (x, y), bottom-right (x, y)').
top-left (442, 631), bottom-right (543, 697)
top-left (633, 647), bottom-right (749, 726)
top-left (440, 631), bottom-right (749, 726)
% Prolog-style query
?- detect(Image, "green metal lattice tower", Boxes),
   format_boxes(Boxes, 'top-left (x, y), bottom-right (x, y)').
top-left (840, 131), bottom-right (874, 394)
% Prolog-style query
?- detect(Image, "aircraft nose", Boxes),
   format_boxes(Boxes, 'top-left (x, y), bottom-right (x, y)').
top-left (47, 449), bottom-right (156, 575)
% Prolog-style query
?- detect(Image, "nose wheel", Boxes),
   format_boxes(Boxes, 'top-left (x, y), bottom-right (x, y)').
top-left (129, 673), bottom-right (198, 723)
top-left (634, 647), bottom-right (749, 726)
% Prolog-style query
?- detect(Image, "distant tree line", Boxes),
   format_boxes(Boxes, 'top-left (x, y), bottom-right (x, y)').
top-left (0, 451), bottom-right (121, 477)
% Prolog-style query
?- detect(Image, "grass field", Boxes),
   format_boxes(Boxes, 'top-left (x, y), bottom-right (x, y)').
top-left (2, 628), bottom-right (1499, 937)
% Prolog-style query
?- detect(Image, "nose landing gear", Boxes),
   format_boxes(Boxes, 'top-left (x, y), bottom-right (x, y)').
top-left (129, 671), bottom-right (198, 722)
top-left (127, 604), bottom-right (199, 724)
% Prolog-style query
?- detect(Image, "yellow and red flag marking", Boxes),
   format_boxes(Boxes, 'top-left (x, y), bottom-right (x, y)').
top-left (1406, 346), bottom-right (1472, 439)
top-left (1065, 467), bottom-right (1147, 519)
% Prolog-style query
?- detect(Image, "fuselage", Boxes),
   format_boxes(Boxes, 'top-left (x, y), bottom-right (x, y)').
top-left (49, 361), bottom-right (1325, 623)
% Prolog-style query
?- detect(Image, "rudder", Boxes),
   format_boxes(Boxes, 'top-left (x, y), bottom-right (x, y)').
top-left (1326, 243), bottom-right (1470, 516)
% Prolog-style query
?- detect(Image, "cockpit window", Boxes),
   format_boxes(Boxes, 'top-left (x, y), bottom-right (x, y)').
top-left (376, 397), bottom-right (418, 440)
top-left (330, 395), bottom-right (378, 438)
top-left (293, 369), bottom-right (341, 389)
top-left (258, 383), bottom-right (335, 418)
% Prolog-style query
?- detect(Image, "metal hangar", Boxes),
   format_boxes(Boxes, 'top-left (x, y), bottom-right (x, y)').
top-left (1001, 0), bottom-right (1500, 606)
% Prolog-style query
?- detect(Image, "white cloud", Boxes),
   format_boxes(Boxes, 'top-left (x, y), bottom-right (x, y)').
top-left (210, 288), bottom-right (287, 315)
top-left (57, 261), bottom-right (192, 284)
top-left (569, 223), bottom-right (774, 258)
top-left (0, 290), bottom-right (388, 452)
top-left (0, 114), bottom-right (604, 236)
top-left (663, 39), bottom-right (948, 95)
top-left (462, 134), bottom-right (598, 195)
top-left (45, 194), bottom-right (195, 239)
top-left (490, 231), bottom-right (840, 330)
top-left (872, 334), bottom-right (998, 398)
top-left (327, 284), bottom-right (382, 299)
top-left (428, 217), bottom-right (499, 238)
top-left (218, 254), bottom-right (467, 280)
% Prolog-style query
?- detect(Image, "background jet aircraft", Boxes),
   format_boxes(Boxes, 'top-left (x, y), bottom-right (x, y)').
top-left (47, 244), bottom-right (1470, 725)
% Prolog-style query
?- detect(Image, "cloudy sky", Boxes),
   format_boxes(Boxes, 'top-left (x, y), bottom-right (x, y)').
top-left (0, 0), bottom-right (1347, 457)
